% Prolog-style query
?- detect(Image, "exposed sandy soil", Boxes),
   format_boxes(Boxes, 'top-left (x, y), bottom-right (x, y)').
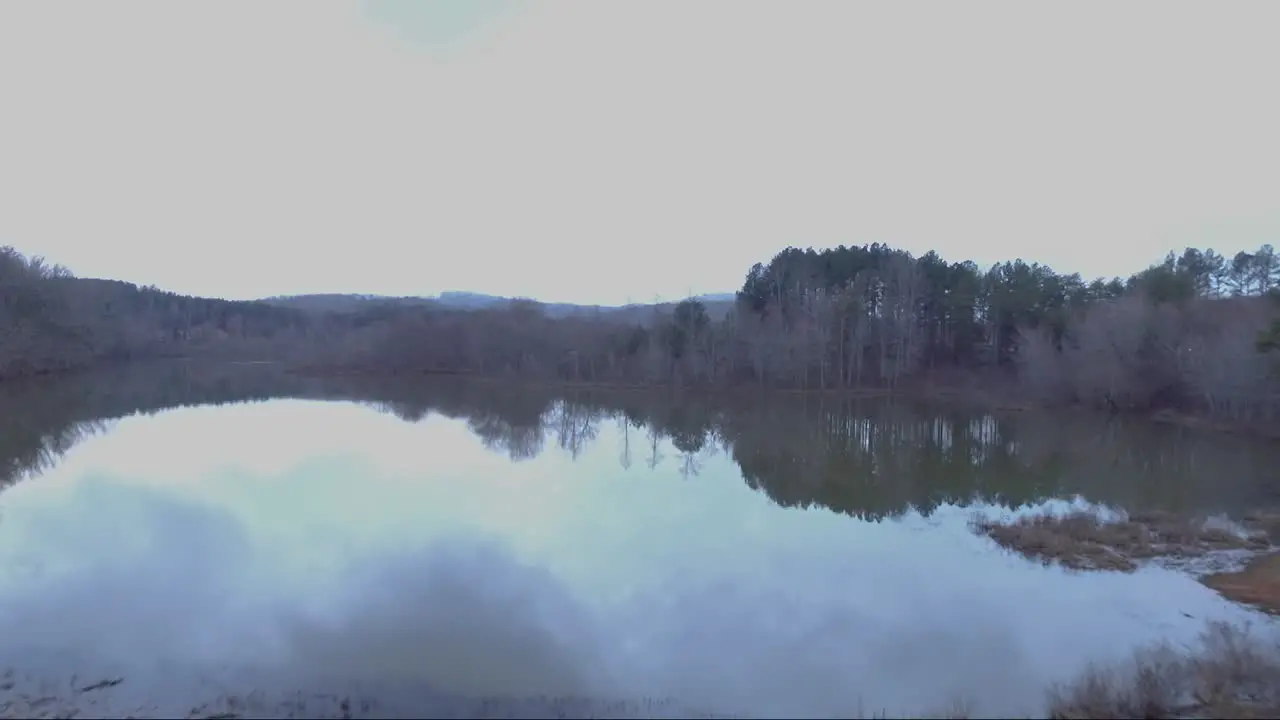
top-left (1203, 551), bottom-right (1280, 617)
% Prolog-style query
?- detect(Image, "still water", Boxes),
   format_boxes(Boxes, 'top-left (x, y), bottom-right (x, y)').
top-left (0, 362), bottom-right (1277, 718)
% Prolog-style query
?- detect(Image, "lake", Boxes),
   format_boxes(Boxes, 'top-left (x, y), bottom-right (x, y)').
top-left (1, 361), bottom-right (1278, 718)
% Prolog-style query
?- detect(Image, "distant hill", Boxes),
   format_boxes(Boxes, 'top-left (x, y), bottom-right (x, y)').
top-left (260, 291), bottom-right (736, 321)
top-left (689, 292), bottom-right (735, 303)
top-left (259, 293), bottom-right (432, 313)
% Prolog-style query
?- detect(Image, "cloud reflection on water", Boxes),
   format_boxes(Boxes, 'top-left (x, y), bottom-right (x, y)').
top-left (0, 399), bottom-right (1273, 718)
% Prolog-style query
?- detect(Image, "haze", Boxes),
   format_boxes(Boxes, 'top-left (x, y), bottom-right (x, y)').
top-left (1, 0), bottom-right (1277, 304)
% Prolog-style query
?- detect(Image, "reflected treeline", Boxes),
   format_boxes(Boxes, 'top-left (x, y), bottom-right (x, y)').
top-left (2, 362), bottom-right (1279, 519)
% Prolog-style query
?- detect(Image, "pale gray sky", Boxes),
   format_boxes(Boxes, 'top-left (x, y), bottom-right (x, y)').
top-left (1, 1), bottom-right (1278, 303)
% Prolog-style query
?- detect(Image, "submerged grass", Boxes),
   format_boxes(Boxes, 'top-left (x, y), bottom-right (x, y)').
top-left (972, 509), bottom-right (1272, 573)
top-left (972, 507), bottom-right (1280, 617)
top-left (938, 502), bottom-right (1280, 719)
top-left (968, 507), bottom-right (1280, 717)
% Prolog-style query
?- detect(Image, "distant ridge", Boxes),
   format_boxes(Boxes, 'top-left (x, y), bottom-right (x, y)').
top-left (260, 291), bottom-right (736, 321)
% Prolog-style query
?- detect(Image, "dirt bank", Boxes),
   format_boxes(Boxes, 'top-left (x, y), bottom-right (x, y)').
top-left (1203, 552), bottom-right (1280, 617)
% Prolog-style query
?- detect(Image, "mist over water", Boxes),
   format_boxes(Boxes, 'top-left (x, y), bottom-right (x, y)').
top-left (1, 376), bottom-right (1278, 718)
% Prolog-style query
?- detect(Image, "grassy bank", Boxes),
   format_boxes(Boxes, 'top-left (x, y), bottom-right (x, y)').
top-left (970, 509), bottom-right (1280, 717)
top-left (1045, 621), bottom-right (1280, 719)
top-left (971, 510), bottom-right (1276, 574)
top-left (972, 508), bottom-right (1280, 614)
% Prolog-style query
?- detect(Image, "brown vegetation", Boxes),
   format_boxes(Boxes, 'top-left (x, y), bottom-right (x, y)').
top-left (1018, 293), bottom-right (1280, 429)
top-left (1047, 622), bottom-right (1280, 719)
top-left (1203, 552), bottom-right (1280, 617)
top-left (974, 510), bottom-right (1271, 572)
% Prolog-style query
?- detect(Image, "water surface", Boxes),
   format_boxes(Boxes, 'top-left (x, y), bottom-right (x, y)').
top-left (0, 363), bottom-right (1277, 718)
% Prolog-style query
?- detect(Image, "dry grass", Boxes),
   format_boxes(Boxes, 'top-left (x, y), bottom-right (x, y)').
top-left (1047, 621), bottom-right (1280, 719)
top-left (1204, 551), bottom-right (1280, 616)
top-left (973, 510), bottom-right (1270, 573)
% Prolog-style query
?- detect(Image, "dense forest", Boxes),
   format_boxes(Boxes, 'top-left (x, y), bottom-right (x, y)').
top-left (3, 241), bottom-right (1280, 426)
top-left (0, 246), bottom-right (324, 374)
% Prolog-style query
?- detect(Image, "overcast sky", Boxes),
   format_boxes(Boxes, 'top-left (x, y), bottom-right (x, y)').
top-left (2, 1), bottom-right (1278, 303)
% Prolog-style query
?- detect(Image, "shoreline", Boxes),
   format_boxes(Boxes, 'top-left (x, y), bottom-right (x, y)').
top-left (972, 508), bottom-right (1280, 718)
top-left (973, 508), bottom-right (1280, 615)
top-left (7, 358), bottom-right (1280, 444)
top-left (18, 357), bottom-right (1279, 442)
top-left (0, 679), bottom-right (747, 720)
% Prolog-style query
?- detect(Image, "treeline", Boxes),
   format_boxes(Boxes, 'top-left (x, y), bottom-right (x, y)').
top-left (2, 365), bottom-right (1273, 520)
top-left (328, 241), bottom-right (1280, 425)
top-left (0, 246), bottom-right (330, 377)
top-left (733, 243), bottom-right (1280, 423)
top-left (4, 242), bottom-right (1280, 424)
